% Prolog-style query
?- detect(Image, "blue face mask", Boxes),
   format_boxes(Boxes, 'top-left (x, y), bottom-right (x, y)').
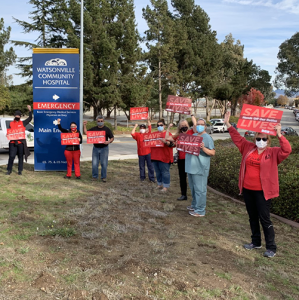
top-left (97, 122), bottom-right (104, 127)
top-left (157, 126), bottom-right (164, 132)
top-left (196, 125), bottom-right (205, 133)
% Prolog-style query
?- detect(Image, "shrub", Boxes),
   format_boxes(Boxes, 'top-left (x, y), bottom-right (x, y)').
top-left (85, 121), bottom-right (114, 134)
top-left (209, 136), bottom-right (299, 222)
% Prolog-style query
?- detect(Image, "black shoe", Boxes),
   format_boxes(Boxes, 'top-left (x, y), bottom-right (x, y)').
top-left (64, 175), bottom-right (71, 179)
top-left (102, 178), bottom-right (106, 183)
top-left (177, 195), bottom-right (187, 201)
top-left (150, 180), bottom-right (156, 183)
top-left (76, 176), bottom-right (81, 179)
top-left (18, 171), bottom-right (22, 175)
top-left (140, 178), bottom-right (145, 182)
top-left (6, 171), bottom-right (11, 175)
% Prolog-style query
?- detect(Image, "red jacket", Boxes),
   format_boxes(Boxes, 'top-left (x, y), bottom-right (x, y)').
top-left (228, 126), bottom-right (292, 200)
top-left (131, 125), bottom-right (152, 156)
top-left (150, 131), bottom-right (174, 163)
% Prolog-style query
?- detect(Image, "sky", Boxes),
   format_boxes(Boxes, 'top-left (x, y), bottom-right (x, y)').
top-left (2, 0), bottom-right (299, 86)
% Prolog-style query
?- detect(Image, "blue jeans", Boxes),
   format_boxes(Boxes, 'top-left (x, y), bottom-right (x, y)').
top-left (139, 154), bottom-right (155, 181)
top-left (152, 161), bottom-right (170, 188)
top-left (92, 146), bottom-right (109, 179)
top-left (187, 173), bottom-right (208, 215)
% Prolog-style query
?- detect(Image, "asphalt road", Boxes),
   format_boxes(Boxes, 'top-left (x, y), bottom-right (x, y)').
top-left (0, 107), bottom-right (297, 165)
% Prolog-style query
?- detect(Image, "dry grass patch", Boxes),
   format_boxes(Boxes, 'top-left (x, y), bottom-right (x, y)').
top-left (0, 160), bottom-right (298, 299)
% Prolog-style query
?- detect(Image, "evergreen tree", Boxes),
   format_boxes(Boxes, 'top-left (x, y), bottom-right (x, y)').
top-left (12, 0), bottom-right (69, 82)
top-left (0, 18), bottom-right (16, 84)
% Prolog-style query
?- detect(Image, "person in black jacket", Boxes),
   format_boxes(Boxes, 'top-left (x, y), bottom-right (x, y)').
top-left (6, 105), bottom-right (32, 175)
top-left (57, 119), bottom-right (82, 179)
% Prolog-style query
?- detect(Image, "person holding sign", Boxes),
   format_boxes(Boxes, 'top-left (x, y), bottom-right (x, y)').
top-left (83, 115), bottom-right (114, 182)
top-left (186, 116), bottom-right (215, 217)
top-left (56, 119), bottom-right (82, 179)
top-left (131, 120), bottom-right (155, 183)
top-left (224, 111), bottom-right (292, 258)
top-left (6, 106), bottom-right (32, 175)
top-left (151, 119), bottom-right (175, 192)
top-left (166, 120), bottom-right (194, 201)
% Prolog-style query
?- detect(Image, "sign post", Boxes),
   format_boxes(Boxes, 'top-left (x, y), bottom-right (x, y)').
top-left (32, 48), bottom-right (80, 171)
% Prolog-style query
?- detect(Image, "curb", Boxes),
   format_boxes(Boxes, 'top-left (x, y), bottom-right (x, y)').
top-left (207, 186), bottom-right (299, 229)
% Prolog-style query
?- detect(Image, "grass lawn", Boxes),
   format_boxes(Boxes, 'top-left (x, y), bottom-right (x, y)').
top-left (0, 160), bottom-right (298, 300)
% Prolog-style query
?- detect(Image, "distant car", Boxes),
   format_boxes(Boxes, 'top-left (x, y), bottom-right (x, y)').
top-left (210, 119), bottom-right (224, 125)
top-left (281, 127), bottom-right (298, 136)
top-left (275, 106), bottom-right (281, 108)
top-left (231, 122), bottom-right (238, 130)
top-left (244, 130), bottom-right (255, 137)
top-left (212, 122), bottom-right (227, 133)
top-left (285, 106), bottom-right (289, 109)
top-left (289, 106), bottom-right (293, 110)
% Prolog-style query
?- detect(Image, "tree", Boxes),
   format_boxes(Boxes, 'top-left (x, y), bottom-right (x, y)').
top-left (277, 95), bottom-right (289, 106)
top-left (12, 0), bottom-right (69, 82)
top-left (0, 18), bottom-right (16, 84)
top-left (143, 0), bottom-right (180, 119)
top-left (240, 88), bottom-right (265, 107)
top-left (275, 32), bottom-right (299, 96)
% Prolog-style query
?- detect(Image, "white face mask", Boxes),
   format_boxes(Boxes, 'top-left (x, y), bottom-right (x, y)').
top-left (140, 129), bottom-right (146, 134)
top-left (256, 140), bottom-right (268, 149)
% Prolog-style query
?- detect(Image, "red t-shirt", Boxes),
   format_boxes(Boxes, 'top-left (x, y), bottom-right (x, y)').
top-left (9, 120), bottom-right (25, 144)
top-left (243, 149), bottom-right (265, 190)
top-left (131, 125), bottom-right (151, 156)
top-left (150, 131), bottom-right (174, 163)
top-left (173, 129), bottom-right (194, 160)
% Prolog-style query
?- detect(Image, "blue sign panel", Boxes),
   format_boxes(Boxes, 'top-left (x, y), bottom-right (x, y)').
top-left (33, 49), bottom-right (80, 171)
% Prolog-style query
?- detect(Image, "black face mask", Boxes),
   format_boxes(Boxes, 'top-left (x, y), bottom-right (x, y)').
top-left (180, 126), bottom-right (188, 132)
top-left (14, 117), bottom-right (20, 121)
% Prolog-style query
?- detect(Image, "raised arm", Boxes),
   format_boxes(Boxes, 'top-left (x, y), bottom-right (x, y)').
top-left (225, 111), bottom-right (252, 154)
top-left (22, 105), bottom-right (32, 126)
top-left (191, 114), bottom-right (197, 132)
top-left (57, 119), bottom-right (68, 133)
top-left (275, 124), bottom-right (292, 163)
top-left (83, 120), bottom-right (87, 135)
top-left (131, 123), bottom-right (138, 135)
top-left (165, 123), bottom-right (175, 142)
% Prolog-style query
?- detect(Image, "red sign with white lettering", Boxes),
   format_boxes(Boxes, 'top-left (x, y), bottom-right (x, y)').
top-left (86, 131), bottom-right (106, 144)
top-left (33, 102), bottom-right (80, 110)
top-left (130, 107), bottom-right (148, 120)
top-left (166, 95), bottom-right (192, 115)
top-left (237, 104), bottom-right (283, 136)
top-left (177, 133), bottom-right (203, 156)
top-left (143, 132), bottom-right (164, 147)
top-left (61, 133), bottom-right (79, 145)
top-left (6, 128), bottom-right (26, 140)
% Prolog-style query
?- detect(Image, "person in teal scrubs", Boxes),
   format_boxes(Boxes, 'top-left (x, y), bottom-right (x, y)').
top-left (185, 116), bottom-right (215, 217)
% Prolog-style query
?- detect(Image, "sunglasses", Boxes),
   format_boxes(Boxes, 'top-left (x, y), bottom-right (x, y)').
top-left (157, 124), bottom-right (164, 127)
top-left (256, 137), bottom-right (268, 142)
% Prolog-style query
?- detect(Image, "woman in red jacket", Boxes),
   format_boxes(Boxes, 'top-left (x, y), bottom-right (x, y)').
top-left (224, 111), bottom-right (292, 258)
top-left (151, 119), bottom-right (174, 192)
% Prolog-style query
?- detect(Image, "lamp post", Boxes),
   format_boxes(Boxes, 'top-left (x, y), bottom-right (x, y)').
top-left (80, 0), bottom-right (84, 135)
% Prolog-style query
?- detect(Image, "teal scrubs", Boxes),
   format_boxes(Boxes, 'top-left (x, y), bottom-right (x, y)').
top-left (185, 133), bottom-right (214, 215)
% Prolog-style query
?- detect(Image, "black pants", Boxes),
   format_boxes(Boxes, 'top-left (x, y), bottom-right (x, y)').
top-left (243, 188), bottom-right (276, 252)
top-left (7, 143), bottom-right (24, 172)
top-left (178, 159), bottom-right (187, 196)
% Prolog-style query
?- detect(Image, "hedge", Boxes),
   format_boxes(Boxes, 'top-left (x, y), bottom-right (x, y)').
top-left (208, 136), bottom-right (299, 222)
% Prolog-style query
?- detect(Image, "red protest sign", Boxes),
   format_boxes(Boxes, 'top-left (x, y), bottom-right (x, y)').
top-left (166, 95), bottom-right (192, 115)
top-left (61, 133), bottom-right (79, 145)
top-left (86, 131), bottom-right (106, 144)
top-left (6, 128), bottom-right (26, 140)
top-left (130, 107), bottom-right (149, 120)
top-left (143, 132), bottom-right (164, 147)
top-left (237, 104), bottom-right (283, 136)
top-left (177, 133), bottom-right (203, 156)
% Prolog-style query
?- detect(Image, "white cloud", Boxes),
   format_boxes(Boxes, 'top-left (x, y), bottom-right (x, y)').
top-left (223, 0), bottom-right (299, 14)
